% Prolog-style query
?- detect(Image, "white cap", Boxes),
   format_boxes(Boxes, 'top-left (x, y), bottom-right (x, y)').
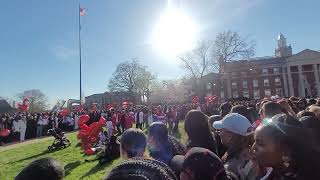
top-left (213, 113), bottom-right (253, 136)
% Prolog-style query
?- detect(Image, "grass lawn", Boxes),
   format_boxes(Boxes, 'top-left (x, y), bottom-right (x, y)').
top-left (0, 123), bottom-right (187, 180)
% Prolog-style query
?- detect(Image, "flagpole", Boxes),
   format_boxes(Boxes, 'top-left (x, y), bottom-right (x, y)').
top-left (78, 4), bottom-right (82, 105)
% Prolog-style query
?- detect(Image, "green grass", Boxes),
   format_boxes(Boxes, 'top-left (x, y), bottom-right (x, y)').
top-left (0, 122), bottom-right (186, 180)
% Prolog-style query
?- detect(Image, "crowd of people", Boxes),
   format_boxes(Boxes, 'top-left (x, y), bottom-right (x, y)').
top-left (8, 96), bottom-right (320, 179)
top-left (0, 111), bottom-right (80, 144)
top-left (0, 103), bottom-right (214, 145)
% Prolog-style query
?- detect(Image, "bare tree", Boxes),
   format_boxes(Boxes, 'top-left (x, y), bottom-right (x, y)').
top-left (135, 69), bottom-right (156, 102)
top-left (179, 40), bottom-right (213, 80)
top-left (17, 89), bottom-right (48, 112)
top-left (212, 30), bottom-right (256, 72)
top-left (149, 79), bottom-right (190, 104)
top-left (179, 40), bottom-right (214, 97)
top-left (108, 59), bottom-right (141, 94)
top-left (108, 59), bottom-right (156, 103)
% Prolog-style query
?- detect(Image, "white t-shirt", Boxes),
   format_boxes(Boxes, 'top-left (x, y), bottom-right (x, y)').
top-left (37, 116), bottom-right (43, 125)
top-left (139, 112), bottom-right (144, 122)
top-left (13, 120), bottom-right (20, 132)
top-left (42, 117), bottom-right (48, 125)
top-left (74, 115), bottom-right (79, 129)
top-left (148, 114), bottom-right (153, 125)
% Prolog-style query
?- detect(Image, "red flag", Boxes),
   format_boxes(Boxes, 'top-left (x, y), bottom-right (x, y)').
top-left (80, 7), bottom-right (87, 16)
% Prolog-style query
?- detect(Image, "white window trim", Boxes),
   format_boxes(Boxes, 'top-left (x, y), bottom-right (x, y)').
top-left (264, 89), bottom-right (272, 96)
top-left (243, 90), bottom-right (249, 98)
top-left (242, 81), bottom-right (248, 88)
top-left (253, 80), bottom-right (259, 88)
top-left (253, 90), bottom-right (260, 100)
top-left (275, 78), bottom-right (281, 86)
top-left (232, 82), bottom-right (237, 89)
top-left (264, 79), bottom-right (270, 87)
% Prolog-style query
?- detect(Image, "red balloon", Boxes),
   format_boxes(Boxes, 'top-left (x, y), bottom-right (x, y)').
top-left (0, 129), bottom-right (10, 137)
top-left (77, 115), bottom-right (106, 155)
top-left (78, 114), bottom-right (89, 124)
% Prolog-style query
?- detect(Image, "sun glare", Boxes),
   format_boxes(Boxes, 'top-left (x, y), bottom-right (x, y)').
top-left (151, 7), bottom-right (198, 57)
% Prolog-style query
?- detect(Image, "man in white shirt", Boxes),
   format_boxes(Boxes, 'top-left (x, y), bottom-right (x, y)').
top-left (19, 115), bottom-right (27, 141)
top-left (74, 114), bottom-right (79, 130)
top-left (37, 116), bottom-right (44, 137)
top-left (12, 115), bottom-right (27, 141)
top-left (135, 109), bottom-right (144, 130)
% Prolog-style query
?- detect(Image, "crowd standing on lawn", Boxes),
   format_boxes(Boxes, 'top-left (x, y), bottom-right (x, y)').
top-left (4, 96), bottom-right (320, 179)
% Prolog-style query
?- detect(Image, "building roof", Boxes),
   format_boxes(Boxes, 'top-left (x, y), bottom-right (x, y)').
top-left (223, 56), bottom-right (286, 72)
top-left (85, 91), bottom-right (134, 99)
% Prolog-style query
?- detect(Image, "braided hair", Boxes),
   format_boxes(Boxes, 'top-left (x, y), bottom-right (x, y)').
top-left (168, 135), bottom-right (187, 156)
top-left (105, 157), bottom-right (177, 180)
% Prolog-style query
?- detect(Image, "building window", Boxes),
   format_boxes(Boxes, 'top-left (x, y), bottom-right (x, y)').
top-left (221, 91), bottom-right (225, 99)
top-left (253, 80), bottom-right (259, 88)
top-left (262, 68), bottom-right (269, 75)
top-left (264, 89), bottom-right (271, 97)
top-left (276, 88), bottom-right (282, 96)
top-left (243, 90), bottom-right (249, 98)
top-left (206, 83), bottom-right (211, 90)
top-left (264, 79), bottom-right (269, 86)
top-left (254, 90), bottom-right (260, 100)
top-left (242, 80), bottom-right (248, 89)
top-left (232, 91), bottom-right (239, 98)
top-left (274, 67), bottom-right (280, 74)
top-left (275, 78), bottom-right (281, 86)
top-left (232, 82), bottom-right (237, 89)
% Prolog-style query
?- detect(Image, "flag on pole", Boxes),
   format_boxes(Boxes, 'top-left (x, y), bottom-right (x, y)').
top-left (80, 7), bottom-right (87, 16)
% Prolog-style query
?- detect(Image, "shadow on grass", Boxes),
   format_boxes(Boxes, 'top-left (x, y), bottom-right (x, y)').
top-left (11, 147), bottom-right (66, 164)
top-left (80, 159), bottom-right (116, 179)
top-left (75, 142), bottom-right (81, 148)
top-left (64, 160), bottom-right (81, 176)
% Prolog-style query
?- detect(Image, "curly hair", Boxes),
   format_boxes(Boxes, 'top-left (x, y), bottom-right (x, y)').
top-left (105, 157), bottom-right (177, 180)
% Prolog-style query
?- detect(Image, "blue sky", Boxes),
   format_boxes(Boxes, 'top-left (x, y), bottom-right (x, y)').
top-left (1, 0), bottom-right (320, 107)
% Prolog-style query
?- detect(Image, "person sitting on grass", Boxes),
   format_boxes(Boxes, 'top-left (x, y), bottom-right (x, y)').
top-left (120, 128), bottom-right (147, 160)
top-left (15, 157), bottom-right (64, 180)
top-left (98, 135), bottom-right (121, 165)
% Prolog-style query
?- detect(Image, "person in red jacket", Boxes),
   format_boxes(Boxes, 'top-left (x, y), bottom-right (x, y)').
top-left (111, 109), bottom-right (118, 134)
top-left (125, 110), bottom-right (134, 129)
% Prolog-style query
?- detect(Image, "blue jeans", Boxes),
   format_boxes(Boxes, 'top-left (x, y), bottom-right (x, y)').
top-left (37, 125), bottom-right (43, 137)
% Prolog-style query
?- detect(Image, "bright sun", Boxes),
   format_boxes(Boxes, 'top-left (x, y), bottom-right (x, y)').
top-left (151, 6), bottom-right (198, 57)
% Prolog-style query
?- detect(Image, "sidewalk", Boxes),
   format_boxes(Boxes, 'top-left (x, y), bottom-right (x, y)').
top-left (0, 131), bottom-right (77, 152)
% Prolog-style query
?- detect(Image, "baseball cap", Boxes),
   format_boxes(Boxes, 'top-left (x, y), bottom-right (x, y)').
top-left (213, 113), bottom-right (253, 136)
top-left (171, 147), bottom-right (228, 180)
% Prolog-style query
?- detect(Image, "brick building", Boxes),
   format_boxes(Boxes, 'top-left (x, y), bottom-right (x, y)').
top-left (210, 34), bottom-right (320, 100)
top-left (85, 91), bottom-right (140, 109)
